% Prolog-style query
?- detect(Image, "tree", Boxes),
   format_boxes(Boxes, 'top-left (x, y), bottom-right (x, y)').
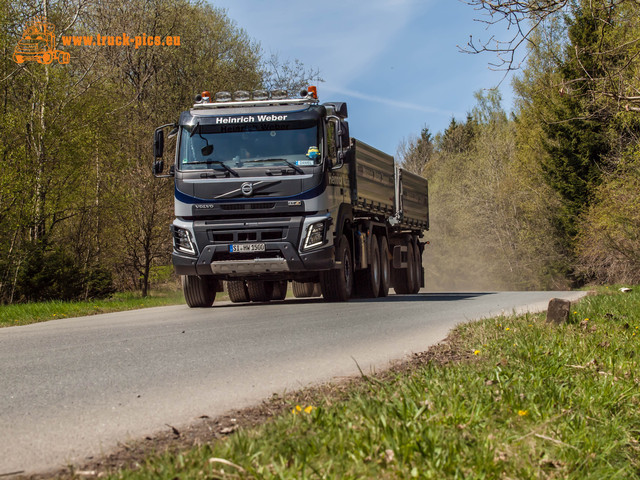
top-left (0, 0), bottom-right (318, 301)
top-left (397, 127), bottom-right (434, 175)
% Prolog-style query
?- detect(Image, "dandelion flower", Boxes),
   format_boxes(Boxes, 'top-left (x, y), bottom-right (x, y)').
top-left (518, 410), bottom-right (528, 416)
top-left (473, 350), bottom-right (481, 355)
top-left (505, 327), bottom-right (510, 331)
top-left (304, 406), bottom-right (314, 414)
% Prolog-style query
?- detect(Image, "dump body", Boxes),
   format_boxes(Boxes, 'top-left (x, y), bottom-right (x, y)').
top-left (349, 140), bottom-right (395, 217)
top-left (396, 167), bottom-right (429, 230)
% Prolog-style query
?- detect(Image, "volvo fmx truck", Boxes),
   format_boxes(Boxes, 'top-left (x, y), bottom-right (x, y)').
top-left (153, 87), bottom-right (429, 307)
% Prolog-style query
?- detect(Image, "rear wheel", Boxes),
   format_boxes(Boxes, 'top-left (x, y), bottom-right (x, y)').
top-left (292, 281), bottom-right (315, 298)
top-left (227, 280), bottom-right (249, 303)
top-left (393, 242), bottom-right (415, 294)
top-left (378, 236), bottom-right (391, 297)
top-left (39, 52), bottom-right (53, 64)
top-left (320, 235), bottom-right (353, 302)
top-left (247, 280), bottom-right (273, 302)
top-left (355, 234), bottom-right (380, 298)
top-left (411, 241), bottom-right (422, 294)
top-left (182, 275), bottom-right (217, 307)
top-left (271, 281), bottom-right (288, 300)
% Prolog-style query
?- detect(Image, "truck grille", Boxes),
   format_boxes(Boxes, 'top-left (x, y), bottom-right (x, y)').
top-left (209, 228), bottom-right (287, 243)
top-left (220, 203), bottom-right (275, 211)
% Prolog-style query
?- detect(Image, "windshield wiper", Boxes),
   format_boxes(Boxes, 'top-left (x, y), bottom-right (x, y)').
top-left (183, 160), bottom-right (238, 176)
top-left (244, 158), bottom-right (305, 174)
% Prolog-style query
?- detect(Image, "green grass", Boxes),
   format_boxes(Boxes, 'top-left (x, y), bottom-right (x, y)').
top-left (0, 288), bottom-right (186, 327)
top-left (105, 286), bottom-right (640, 479)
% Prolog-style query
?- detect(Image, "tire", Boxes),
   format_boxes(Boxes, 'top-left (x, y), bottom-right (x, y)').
top-left (355, 234), bottom-right (380, 298)
top-left (378, 236), bottom-right (391, 297)
top-left (393, 242), bottom-right (415, 294)
top-left (320, 235), bottom-right (353, 302)
top-left (227, 280), bottom-right (249, 303)
top-left (292, 281), bottom-right (315, 298)
top-left (57, 51), bottom-right (70, 64)
top-left (411, 241), bottom-right (422, 294)
top-left (247, 280), bottom-right (273, 302)
top-left (182, 275), bottom-right (217, 307)
top-left (271, 281), bottom-right (287, 300)
top-left (39, 52), bottom-right (53, 64)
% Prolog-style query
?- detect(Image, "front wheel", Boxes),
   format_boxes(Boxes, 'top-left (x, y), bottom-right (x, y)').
top-left (320, 235), bottom-right (353, 302)
top-left (182, 275), bottom-right (217, 307)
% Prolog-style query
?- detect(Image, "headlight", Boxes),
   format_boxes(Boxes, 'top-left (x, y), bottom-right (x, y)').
top-left (172, 226), bottom-right (196, 255)
top-left (303, 221), bottom-right (326, 250)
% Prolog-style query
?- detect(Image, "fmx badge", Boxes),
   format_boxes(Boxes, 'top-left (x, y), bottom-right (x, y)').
top-left (13, 17), bottom-right (70, 65)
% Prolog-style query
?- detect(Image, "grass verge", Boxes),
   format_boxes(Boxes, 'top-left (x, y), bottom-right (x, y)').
top-left (0, 288), bottom-right (186, 327)
top-left (85, 287), bottom-right (640, 480)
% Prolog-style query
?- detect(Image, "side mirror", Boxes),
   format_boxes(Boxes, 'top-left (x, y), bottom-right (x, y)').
top-left (327, 116), bottom-right (349, 171)
top-left (152, 123), bottom-right (177, 178)
top-left (152, 160), bottom-right (164, 175)
top-left (153, 128), bottom-right (164, 158)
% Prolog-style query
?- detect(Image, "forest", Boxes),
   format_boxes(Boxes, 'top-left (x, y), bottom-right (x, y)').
top-left (401, 0), bottom-right (640, 290)
top-left (0, 0), bottom-right (638, 303)
top-left (0, 0), bottom-right (317, 303)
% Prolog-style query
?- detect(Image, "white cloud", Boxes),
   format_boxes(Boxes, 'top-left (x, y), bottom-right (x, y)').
top-left (322, 84), bottom-right (460, 117)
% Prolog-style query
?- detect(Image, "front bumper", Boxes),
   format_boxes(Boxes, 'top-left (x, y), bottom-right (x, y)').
top-left (172, 242), bottom-right (335, 278)
top-left (171, 215), bottom-right (335, 278)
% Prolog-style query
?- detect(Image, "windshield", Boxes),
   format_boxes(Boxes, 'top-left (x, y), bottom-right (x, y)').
top-left (179, 121), bottom-right (321, 171)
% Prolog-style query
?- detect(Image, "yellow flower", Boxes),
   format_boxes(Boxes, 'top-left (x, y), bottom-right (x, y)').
top-left (584, 318), bottom-right (589, 322)
top-left (473, 350), bottom-right (480, 355)
top-left (505, 327), bottom-right (510, 331)
top-left (518, 410), bottom-right (528, 416)
top-left (304, 406), bottom-right (314, 414)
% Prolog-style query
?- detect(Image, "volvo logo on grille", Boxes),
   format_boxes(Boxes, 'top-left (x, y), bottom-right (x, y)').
top-left (241, 182), bottom-right (253, 196)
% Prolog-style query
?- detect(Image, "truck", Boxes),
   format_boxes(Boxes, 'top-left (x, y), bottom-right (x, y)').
top-left (152, 87), bottom-right (429, 307)
top-left (13, 17), bottom-right (70, 65)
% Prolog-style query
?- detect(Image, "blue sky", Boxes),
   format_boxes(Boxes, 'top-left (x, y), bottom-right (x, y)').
top-left (211, 0), bottom-right (521, 157)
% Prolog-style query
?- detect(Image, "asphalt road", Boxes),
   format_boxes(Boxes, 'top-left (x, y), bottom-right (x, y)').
top-left (0, 290), bottom-right (586, 476)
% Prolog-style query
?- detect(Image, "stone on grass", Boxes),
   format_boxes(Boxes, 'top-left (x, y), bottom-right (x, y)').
top-left (546, 298), bottom-right (570, 324)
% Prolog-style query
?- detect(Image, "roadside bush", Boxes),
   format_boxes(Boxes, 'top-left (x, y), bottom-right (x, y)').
top-left (14, 245), bottom-right (115, 302)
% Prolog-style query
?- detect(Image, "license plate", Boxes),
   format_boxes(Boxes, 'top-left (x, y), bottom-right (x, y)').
top-left (229, 243), bottom-right (266, 253)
